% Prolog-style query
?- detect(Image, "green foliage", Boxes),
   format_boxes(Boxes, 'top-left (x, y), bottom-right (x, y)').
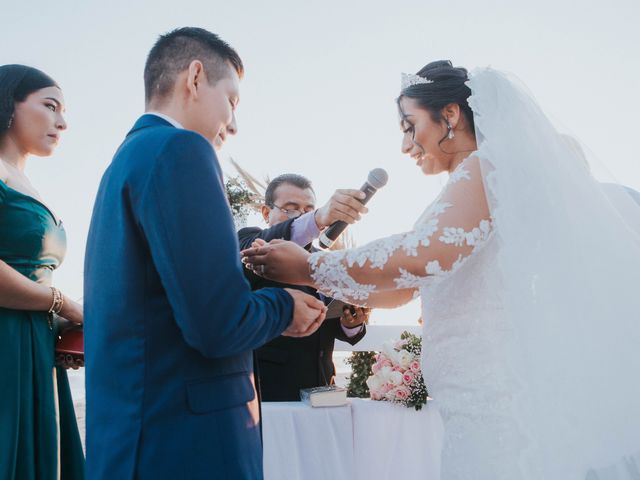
top-left (400, 330), bottom-right (422, 356)
top-left (399, 331), bottom-right (428, 410)
top-left (225, 177), bottom-right (257, 225)
top-left (345, 351), bottom-right (376, 398)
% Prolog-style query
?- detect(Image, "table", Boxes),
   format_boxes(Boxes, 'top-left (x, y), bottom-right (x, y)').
top-left (262, 398), bottom-right (444, 480)
top-left (262, 401), bottom-right (354, 480)
top-left (350, 398), bottom-right (444, 479)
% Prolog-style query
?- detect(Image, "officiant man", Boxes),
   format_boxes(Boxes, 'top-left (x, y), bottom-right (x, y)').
top-left (238, 174), bottom-right (369, 401)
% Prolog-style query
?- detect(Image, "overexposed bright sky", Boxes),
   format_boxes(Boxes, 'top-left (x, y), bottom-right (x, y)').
top-left (3, 0), bottom-right (639, 324)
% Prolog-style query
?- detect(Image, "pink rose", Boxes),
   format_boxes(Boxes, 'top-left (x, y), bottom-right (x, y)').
top-left (394, 386), bottom-right (411, 401)
top-left (385, 388), bottom-right (398, 401)
top-left (371, 363), bottom-right (380, 374)
top-left (370, 389), bottom-right (382, 400)
top-left (380, 383), bottom-right (393, 394)
top-left (378, 357), bottom-right (392, 369)
top-left (409, 360), bottom-right (421, 373)
top-left (402, 371), bottom-right (415, 385)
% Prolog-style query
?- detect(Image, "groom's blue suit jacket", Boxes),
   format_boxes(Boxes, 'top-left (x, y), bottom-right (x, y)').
top-left (84, 115), bottom-right (293, 480)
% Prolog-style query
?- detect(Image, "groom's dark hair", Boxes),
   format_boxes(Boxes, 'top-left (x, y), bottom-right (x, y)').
top-left (144, 27), bottom-right (244, 105)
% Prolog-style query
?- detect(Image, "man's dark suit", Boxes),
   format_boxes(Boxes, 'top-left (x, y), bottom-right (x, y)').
top-left (84, 115), bottom-right (294, 479)
top-left (239, 218), bottom-right (366, 401)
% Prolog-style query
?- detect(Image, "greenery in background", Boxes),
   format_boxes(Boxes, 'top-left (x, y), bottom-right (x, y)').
top-left (225, 176), bottom-right (258, 226)
top-left (345, 351), bottom-right (376, 398)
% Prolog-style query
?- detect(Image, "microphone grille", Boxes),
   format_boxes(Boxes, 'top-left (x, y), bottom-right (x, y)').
top-left (368, 168), bottom-right (389, 189)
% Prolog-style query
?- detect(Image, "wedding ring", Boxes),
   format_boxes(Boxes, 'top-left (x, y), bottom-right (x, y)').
top-left (258, 265), bottom-right (265, 276)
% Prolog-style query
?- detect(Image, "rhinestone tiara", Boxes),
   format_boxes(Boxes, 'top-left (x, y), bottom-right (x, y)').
top-left (401, 72), bottom-right (433, 90)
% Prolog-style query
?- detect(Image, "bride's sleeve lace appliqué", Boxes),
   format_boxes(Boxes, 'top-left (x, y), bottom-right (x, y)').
top-left (342, 218), bottom-right (440, 270)
top-left (449, 165), bottom-right (471, 184)
top-left (309, 158), bottom-right (492, 303)
top-left (440, 219), bottom-right (491, 247)
top-left (309, 253), bottom-right (377, 301)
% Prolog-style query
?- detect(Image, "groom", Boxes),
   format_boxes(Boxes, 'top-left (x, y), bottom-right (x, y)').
top-left (84, 27), bottom-right (327, 479)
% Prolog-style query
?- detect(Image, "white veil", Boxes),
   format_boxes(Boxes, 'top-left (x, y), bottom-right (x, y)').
top-left (468, 68), bottom-right (640, 478)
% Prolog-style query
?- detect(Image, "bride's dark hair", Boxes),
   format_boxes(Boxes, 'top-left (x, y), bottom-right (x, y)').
top-left (398, 60), bottom-right (475, 144)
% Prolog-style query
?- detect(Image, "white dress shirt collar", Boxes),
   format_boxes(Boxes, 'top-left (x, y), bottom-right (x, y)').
top-left (146, 112), bottom-right (184, 129)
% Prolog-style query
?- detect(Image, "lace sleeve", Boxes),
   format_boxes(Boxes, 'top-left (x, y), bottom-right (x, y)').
top-left (309, 157), bottom-right (491, 305)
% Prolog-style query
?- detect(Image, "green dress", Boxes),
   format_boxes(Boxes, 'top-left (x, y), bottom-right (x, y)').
top-left (0, 180), bottom-right (84, 479)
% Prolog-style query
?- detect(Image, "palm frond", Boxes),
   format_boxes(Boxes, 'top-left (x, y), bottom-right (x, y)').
top-left (228, 157), bottom-right (267, 202)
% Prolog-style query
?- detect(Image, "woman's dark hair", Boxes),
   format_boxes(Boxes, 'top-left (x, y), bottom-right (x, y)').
top-left (398, 60), bottom-right (474, 151)
top-left (0, 64), bottom-right (59, 136)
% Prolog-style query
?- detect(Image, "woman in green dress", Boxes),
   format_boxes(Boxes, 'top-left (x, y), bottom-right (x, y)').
top-left (0, 65), bottom-right (85, 479)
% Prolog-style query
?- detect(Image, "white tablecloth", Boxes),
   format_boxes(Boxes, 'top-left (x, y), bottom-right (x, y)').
top-left (263, 399), bottom-right (444, 480)
top-left (262, 401), bottom-right (354, 480)
top-left (350, 398), bottom-right (444, 479)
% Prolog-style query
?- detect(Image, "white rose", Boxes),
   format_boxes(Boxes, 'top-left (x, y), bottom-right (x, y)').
top-left (366, 375), bottom-right (382, 392)
top-left (379, 366), bottom-right (393, 382)
top-left (397, 350), bottom-right (415, 369)
top-left (381, 342), bottom-right (399, 364)
top-left (388, 371), bottom-right (403, 386)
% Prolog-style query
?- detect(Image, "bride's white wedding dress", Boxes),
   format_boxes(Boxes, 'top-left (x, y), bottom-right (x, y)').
top-left (308, 68), bottom-right (640, 479)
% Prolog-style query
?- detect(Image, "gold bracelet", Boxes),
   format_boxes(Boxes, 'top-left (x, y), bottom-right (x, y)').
top-left (48, 287), bottom-right (57, 314)
top-left (56, 290), bottom-right (65, 315)
top-left (48, 287), bottom-right (58, 314)
top-left (48, 287), bottom-right (64, 315)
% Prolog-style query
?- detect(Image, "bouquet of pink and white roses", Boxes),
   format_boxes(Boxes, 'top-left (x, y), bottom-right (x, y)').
top-left (366, 331), bottom-right (428, 411)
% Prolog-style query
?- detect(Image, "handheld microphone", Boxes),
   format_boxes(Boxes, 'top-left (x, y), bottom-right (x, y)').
top-left (318, 168), bottom-right (389, 249)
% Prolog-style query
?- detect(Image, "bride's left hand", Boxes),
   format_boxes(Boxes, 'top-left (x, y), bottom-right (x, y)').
top-left (241, 239), bottom-right (313, 286)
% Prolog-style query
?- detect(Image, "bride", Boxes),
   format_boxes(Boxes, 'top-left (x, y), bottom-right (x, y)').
top-left (242, 60), bottom-right (640, 479)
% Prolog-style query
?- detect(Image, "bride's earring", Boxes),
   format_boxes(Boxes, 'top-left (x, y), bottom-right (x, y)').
top-left (446, 120), bottom-right (455, 140)
top-left (7, 116), bottom-right (13, 129)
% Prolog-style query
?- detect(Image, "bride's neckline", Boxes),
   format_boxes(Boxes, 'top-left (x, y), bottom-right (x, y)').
top-left (447, 152), bottom-right (477, 175)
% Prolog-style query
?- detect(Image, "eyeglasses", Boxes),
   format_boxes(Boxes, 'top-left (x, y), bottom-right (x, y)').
top-left (270, 204), bottom-right (314, 219)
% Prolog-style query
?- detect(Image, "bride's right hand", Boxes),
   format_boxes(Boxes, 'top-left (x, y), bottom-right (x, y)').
top-left (241, 239), bottom-right (313, 286)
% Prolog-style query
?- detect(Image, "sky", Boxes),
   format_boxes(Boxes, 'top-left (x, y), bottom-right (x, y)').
top-left (2, 0), bottom-right (639, 324)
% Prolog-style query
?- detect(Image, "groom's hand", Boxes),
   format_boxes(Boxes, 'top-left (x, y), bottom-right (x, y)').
top-left (314, 189), bottom-right (368, 229)
top-left (282, 288), bottom-right (327, 337)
